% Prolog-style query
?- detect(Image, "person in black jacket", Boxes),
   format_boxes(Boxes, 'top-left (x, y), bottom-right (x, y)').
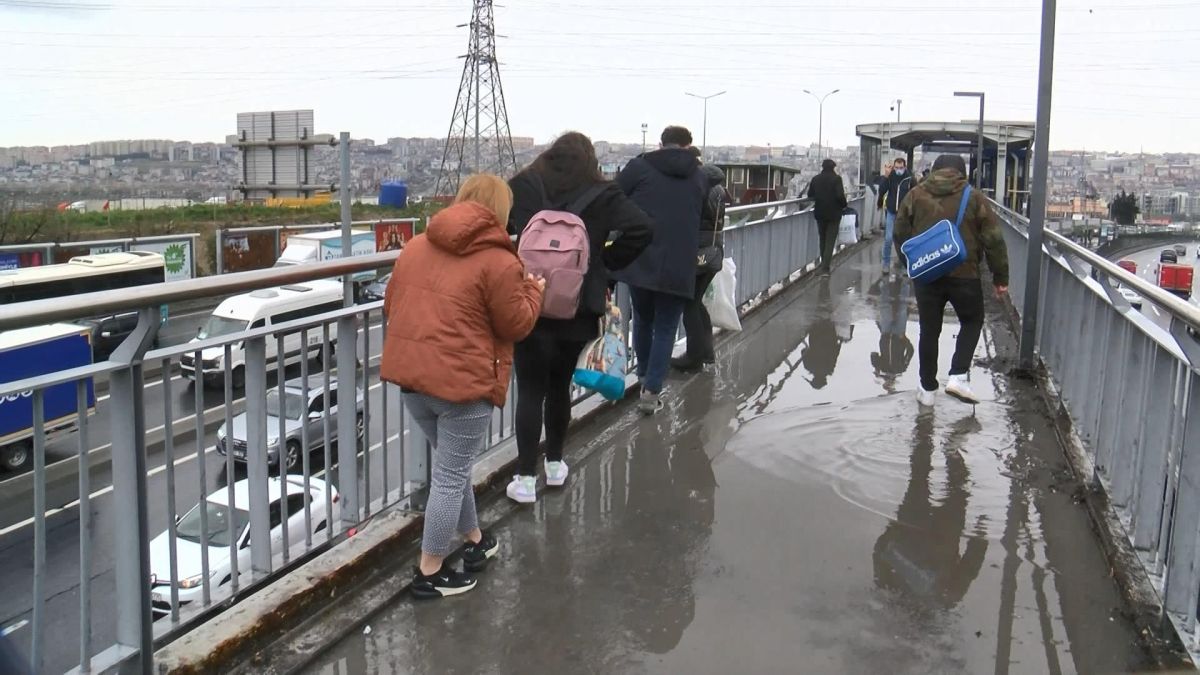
top-left (506, 131), bottom-right (653, 504)
top-left (877, 156), bottom-right (915, 270)
top-left (672, 150), bottom-right (729, 372)
top-left (613, 126), bottom-right (709, 414)
top-left (807, 158), bottom-right (848, 274)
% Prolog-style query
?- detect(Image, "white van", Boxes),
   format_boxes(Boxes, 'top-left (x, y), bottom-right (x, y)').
top-left (181, 280), bottom-right (344, 388)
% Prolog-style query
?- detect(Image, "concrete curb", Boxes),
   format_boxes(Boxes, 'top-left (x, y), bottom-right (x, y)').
top-left (150, 241), bottom-right (871, 674)
top-left (995, 300), bottom-right (1194, 668)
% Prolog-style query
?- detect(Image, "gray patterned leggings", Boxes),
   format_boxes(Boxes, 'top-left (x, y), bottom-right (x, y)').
top-left (405, 393), bottom-right (494, 557)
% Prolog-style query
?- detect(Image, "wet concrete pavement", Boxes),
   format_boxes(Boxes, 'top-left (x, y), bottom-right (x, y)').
top-left (302, 244), bottom-right (1155, 675)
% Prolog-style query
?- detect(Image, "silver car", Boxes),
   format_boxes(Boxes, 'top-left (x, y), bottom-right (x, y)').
top-left (216, 376), bottom-right (364, 472)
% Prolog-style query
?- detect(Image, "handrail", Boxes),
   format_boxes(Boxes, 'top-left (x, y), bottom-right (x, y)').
top-left (994, 202), bottom-right (1200, 334)
top-left (725, 197), bottom-right (805, 215)
top-left (0, 250), bottom-right (401, 332)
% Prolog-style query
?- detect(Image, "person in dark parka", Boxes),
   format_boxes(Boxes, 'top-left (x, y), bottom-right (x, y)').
top-left (612, 125), bottom-right (708, 414)
top-left (807, 158), bottom-right (848, 274)
top-left (505, 131), bottom-right (654, 504)
top-left (672, 149), bottom-right (730, 372)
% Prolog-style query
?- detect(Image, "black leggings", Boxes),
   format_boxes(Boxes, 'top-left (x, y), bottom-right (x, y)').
top-left (513, 334), bottom-right (588, 476)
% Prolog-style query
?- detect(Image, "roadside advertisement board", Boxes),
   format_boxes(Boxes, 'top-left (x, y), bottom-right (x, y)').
top-left (221, 231), bottom-right (276, 273)
top-left (132, 239), bottom-right (195, 282)
top-left (374, 220), bottom-right (415, 252)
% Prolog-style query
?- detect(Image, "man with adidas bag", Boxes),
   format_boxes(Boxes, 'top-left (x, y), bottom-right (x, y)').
top-left (894, 154), bottom-right (1009, 407)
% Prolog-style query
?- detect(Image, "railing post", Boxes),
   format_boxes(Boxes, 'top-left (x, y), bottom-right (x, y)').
top-left (337, 131), bottom-right (361, 528)
top-left (1019, 0), bottom-right (1057, 370)
top-left (107, 307), bottom-right (159, 674)
top-left (215, 229), bottom-right (224, 275)
top-left (244, 335), bottom-right (273, 575)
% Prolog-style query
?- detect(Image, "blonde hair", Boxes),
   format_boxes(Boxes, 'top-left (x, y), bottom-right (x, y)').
top-left (455, 174), bottom-right (513, 228)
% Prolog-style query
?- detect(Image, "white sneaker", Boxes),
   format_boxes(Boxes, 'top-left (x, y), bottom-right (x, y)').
top-left (917, 388), bottom-right (937, 407)
top-left (544, 460), bottom-right (569, 487)
top-left (945, 374), bottom-right (980, 404)
top-left (506, 475), bottom-right (537, 504)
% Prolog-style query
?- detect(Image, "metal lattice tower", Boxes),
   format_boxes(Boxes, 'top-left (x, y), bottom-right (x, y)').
top-left (434, 0), bottom-right (517, 197)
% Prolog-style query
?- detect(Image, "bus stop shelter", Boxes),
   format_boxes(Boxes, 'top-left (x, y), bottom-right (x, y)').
top-left (856, 121), bottom-right (1034, 213)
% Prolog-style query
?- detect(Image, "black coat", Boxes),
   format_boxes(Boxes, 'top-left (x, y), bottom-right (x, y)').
top-left (877, 170), bottom-right (915, 215)
top-left (807, 169), bottom-right (847, 224)
top-left (509, 170), bottom-right (654, 341)
top-left (611, 148), bottom-right (708, 298)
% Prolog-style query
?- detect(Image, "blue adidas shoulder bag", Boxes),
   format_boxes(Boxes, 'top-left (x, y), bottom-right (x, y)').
top-left (901, 186), bottom-right (972, 284)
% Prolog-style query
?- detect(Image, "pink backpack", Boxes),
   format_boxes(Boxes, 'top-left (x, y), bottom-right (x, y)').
top-left (518, 182), bottom-right (605, 319)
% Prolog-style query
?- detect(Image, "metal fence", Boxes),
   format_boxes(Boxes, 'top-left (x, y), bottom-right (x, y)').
top-left (994, 204), bottom-right (1200, 655)
top-left (0, 191), bottom-right (876, 674)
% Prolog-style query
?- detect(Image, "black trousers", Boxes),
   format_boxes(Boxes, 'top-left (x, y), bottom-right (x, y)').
top-left (914, 276), bottom-right (985, 392)
top-left (817, 217), bottom-right (840, 270)
top-left (513, 333), bottom-right (588, 476)
top-left (681, 268), bottom-right (718, 362)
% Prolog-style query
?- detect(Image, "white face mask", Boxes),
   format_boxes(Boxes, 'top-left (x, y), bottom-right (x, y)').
top-left (894, 166), bottom-right (906, 175)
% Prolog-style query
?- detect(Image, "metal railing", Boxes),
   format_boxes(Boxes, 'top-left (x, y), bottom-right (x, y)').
top-left (0, 193), bottom-right (877, 674)
top-left (994, 204), bottom-right (1200, 654)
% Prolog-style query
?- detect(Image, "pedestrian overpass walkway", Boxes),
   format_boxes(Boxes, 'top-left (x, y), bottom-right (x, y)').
top-left (290, 244), bottom-right (1155, 675)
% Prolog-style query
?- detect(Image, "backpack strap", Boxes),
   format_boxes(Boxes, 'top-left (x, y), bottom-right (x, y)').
top-left (954, 186), bottom-right (973, 229)
top-left (565, 183), bottom-right (608, 216)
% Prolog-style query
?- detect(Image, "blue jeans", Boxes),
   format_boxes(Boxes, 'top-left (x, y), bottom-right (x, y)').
top-left (628, 287), bottom-right (686, 395)
top-left (883, 211), bottom-right (896, 267)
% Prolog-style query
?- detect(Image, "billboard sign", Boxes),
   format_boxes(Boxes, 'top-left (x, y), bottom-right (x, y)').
top-left (132, 239), bottom-right (194, 282)
top-left (374, 220), bottom-right (415, 252)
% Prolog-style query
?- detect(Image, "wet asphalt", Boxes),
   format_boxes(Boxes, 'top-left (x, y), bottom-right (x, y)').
top-left (300, 243), bottom-right (1157, 675)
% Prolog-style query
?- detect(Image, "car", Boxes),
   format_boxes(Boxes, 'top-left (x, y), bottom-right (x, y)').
top-left (215, 375), bottom-right (364, 472)
top-left (148, 475), bottom-right (339, 617)
top-left (361, 273), bottom-right (389, 303)
top-left (1174, 244), bottom-right (1187, 258)
top-left (1161, 249), bottom-right (1179, 264)
top-left (1117, 286), bottom-right (1143, 310)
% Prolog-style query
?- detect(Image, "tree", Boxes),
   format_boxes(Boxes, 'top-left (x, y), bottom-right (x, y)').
top-left (1110, 190), bottom-right (1139, 226)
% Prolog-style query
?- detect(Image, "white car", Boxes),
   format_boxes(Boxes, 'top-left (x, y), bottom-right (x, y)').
top-left (148, 476), bottom-right (339, 617)
top-left (1117, 286), bottom-right (1143, 310)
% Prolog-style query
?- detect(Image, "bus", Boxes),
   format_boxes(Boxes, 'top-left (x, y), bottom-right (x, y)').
top-left (0, 251), bottom-right (167, 358)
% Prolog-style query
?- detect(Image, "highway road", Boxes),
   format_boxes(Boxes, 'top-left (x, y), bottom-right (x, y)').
top-left (1111, 241), bottom-right (1200, 330)
top-left (0, 313), bottom-right (454, 674)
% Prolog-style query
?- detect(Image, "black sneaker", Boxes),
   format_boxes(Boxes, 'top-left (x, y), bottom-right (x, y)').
top-left (411, 564), bottom-right (476, 599)
top-left (461, 530), bottom-right (499, 572)
top-left (670, 356), bottom-right (703, 373)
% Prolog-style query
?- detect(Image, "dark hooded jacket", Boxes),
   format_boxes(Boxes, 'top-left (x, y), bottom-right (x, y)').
top-left (508, 167), bottom-right (654, 342)
top-left (612, 147), bottom-right (708, 298)
top-left (877, 169), bottom-right (916, 215)
top-left (894, 168), bottom-right (1009, 286)
top-left (807, 166), bottom-right (848, 224)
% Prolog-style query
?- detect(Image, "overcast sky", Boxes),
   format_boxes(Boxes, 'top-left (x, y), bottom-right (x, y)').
top-left (1, 0), bottom-right (1197, 153)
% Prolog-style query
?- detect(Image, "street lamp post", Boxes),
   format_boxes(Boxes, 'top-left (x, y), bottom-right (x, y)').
top-left (641, 123), bottom-right (648, 152)
top-left (803, 89), bottom-right (840, 160)
top-left (685, 90), bottom-right (726, 156)
top-left (890, 99), bottom-right (902, 122)
top-left (954, 91), bottom-right (986, 189)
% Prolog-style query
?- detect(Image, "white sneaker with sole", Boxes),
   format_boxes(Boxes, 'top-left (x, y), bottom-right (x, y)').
top-left (945, 373), bottom-right (980, 404)
top-left (917, 388), bottom-right (937, 407)
top-left (544, 460), bottom-right (569, 487)
top-left (506, 475), bottom-right (537, 504)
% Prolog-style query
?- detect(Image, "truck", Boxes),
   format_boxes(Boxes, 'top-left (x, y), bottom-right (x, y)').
top-left (274, 230), bottom-right (377, 283)
top-left (0, 324), bottom-right (96, 471)
top-left (1157, 263), bottom-right (1194, 299)
top-left (1117, 259), bottom-right (1137, 275)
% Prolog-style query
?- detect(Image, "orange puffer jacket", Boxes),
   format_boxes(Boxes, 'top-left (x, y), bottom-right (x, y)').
top-left (381, 201), bottom-right (542, 407)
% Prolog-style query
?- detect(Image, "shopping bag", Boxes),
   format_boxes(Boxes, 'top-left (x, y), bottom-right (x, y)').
top-left (572, 296), bottom-right (628, 401)
top-left (837, 208), bottom-right (859, 246)
top-left (703, 258), bottom-right (742, 332)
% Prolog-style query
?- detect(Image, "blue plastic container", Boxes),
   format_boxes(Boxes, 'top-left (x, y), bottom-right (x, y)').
top-left (379, 181), bottom-right (408, 209)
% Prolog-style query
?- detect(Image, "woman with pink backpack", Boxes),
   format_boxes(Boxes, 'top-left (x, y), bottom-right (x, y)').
top-left (506, 132), bottom-right (653, 504)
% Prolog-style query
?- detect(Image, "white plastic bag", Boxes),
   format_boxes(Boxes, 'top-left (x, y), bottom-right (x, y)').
top-left (703, 258), bottom-right (742, 332)
top-left (837, 210), bottom-right (859, 246)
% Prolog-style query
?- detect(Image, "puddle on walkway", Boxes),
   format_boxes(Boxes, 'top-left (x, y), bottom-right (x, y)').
top-left (303, 246), bottom-right (1154, 675)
